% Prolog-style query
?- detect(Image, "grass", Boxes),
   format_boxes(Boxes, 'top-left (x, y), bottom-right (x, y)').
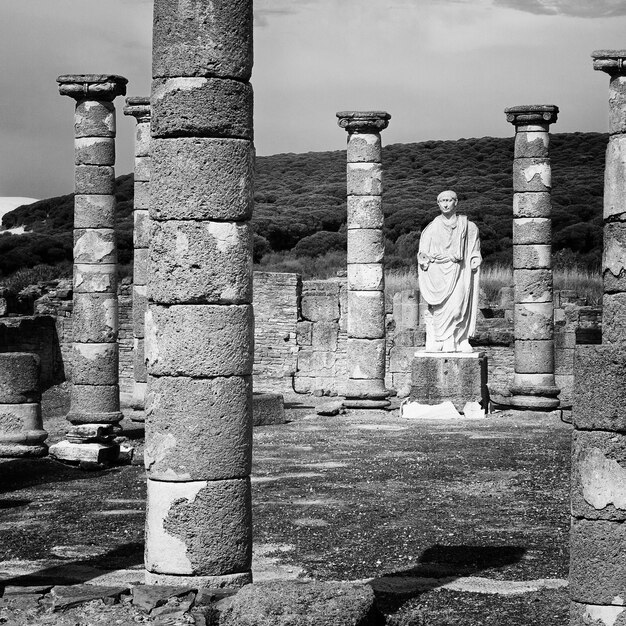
top-left (0, 263), bottom-right (71, 297)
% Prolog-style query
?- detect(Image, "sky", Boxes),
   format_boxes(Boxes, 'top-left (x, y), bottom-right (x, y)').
top-left (0, 0), bottom-right (625, 200)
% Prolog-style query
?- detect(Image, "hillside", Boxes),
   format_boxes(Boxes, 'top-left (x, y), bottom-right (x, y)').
top-left (0, 133), bottom-right (606, 277)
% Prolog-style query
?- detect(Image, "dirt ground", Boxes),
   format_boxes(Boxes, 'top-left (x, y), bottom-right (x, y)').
top-left (0, 391), bottom-right (571, 625)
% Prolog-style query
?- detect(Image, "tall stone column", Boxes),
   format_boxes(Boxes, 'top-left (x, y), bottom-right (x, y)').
top-left (52, 75), bottom-right (127, 463)
top-left (144, 0), bottom-right (254, 587)
top-left (504, 105), bottom-right (560, 410)
top-left (569, 50), bottom-right (626, 626)
top-left (123, 97), bottom-right (151, 413)
top-left (336, 111), bottom-right (391, 409)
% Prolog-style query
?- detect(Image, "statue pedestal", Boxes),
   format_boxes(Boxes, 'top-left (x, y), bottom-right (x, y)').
top-left (409, 351), bottom-right (489, 413)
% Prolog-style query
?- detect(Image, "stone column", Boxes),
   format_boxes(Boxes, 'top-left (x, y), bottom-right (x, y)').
top-left (52, 75), bottom-right (127, 463)
top-left (504, 105), bottom-right (560, 410)
top-left (144, 0), bottom-right (254, 587)
top-left (123, 97), bottom-right (151, 413)
top-left (336, 111), bottom-right (391, 409)
top-left (569, 50), bottom-right (626, 626)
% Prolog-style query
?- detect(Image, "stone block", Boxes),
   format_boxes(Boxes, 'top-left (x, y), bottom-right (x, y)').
top-left (134, 209), bottom-right (150, 248)
top-left (347, 263), bottom-right (383, 291)
top-left (67, 384), bottom-right (121, 424)
top-left (72, 293), bottom-right (118, 342)
top-left (570, 602), bottom-right (626, 626)
top-left (514, 269), bottom-right (553, 303)
top-left (218, 581), bottom-right (380, 626)
top-left (513, 302), bottom-right (553, 340)
top-left (572, 429), bottom-right (626, 521)
top-left (514, 340), bottom-right (554, 374)
top-left (347, 230), bottom-right (384, 264)
top-left (512, 244), bottom-right (551, 270)
top-left (74, 195), bottom-right (115, 229)
top-left (603, 293), bottom-right (626, 344)
top-left (570, 518), bottom-right (626, 605)
top-left (573, 345), bottom-right (626, 431)
top-left (512, 158), bottom-right (551, 192)
top-left (0, 353), bottom-right (40, 403)
top-left (513, 192), bottom-right (551, 218)
top-left (150, 138), bottom-right (253, 221)
top-left (312, 321), bottom-right (339, 351)
top-left (74, 137), bottom-right (115, 166)
top-left (603, 222), bottom-right (626, 293)
top-left (554, 374), bottom-right (573, 409)
top-left (75, 101), bottom-right (115, 138)
top-left (409, 352), bottom-right (488, 412)
top-left (74, 264), bottom-right (117, 294)
top-left (301, 294), bottom-right (340, 322)
top-left (296, 321), bottom-right (313, 346)
top-left (146, 304), bottom-right (253, 377)
top-left (347, 196), bottom-right (383, 229)
top-left (604, 135), bottom-right (626, 220)
top-left (514, 130), bottom-right (549, 158)
top-left (134, 180), bottom-right (150, 210)
top-left (135, 122), bottom-right (151, 157)
top-left (74, 165), bottom-right (115, 195)
top-left (297, 350), bottom-right (337, 377)
top-left (253, 391), bottom-right (286, 426)
top-left (347, 163), bottom-right (382, 196)
top-left (134, 156), bottom-right (151, 183)
top-left (132, 285), bottom-right (147, 337)
top-left (346, 339), bottom-right (385, 379)
top-left (393, 290), bottom-right (419, 331)
top-left (48, 441), bottom-right (119, 464)
top-left (152, 0), bottom-right (253, 80)
top-left (145, 477), bottom-right (252, 576)
top-left (151, 77), bottom-right (253, 139)
top-left (145, 375), bottom-right (251, 480)
top-left (348, 291), bottom-right (385, 339)
top-left (513, 218), bottom-right (551, 245)
top-left (555, 329), bottom-right (576, 351)
top-left (134, 338), bottom-right (147, 382)
top-left (149, 220), bottom-right (252, 304)
top-left (73, 229), bottom-right (116, 264)
top-left (70, 343), bottom-right (119, 385)
top-left (133, 249), bottom-right (148, 286)
top-left (347, 132), bottom-right (382, 163)
top-left (555, 347), bottom-right (574, 375)
top-left (345, 377), bottom-right (388, 399)
top-left (389, 346), bottom-right (418, 373)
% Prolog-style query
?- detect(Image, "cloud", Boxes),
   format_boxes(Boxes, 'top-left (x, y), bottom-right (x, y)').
top-left (493, 0), bottom-right (626, 17)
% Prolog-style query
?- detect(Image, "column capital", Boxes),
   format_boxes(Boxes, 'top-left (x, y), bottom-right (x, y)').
top-left (124, 96), bottom-right (151, 122)
top-left (593, 50), bottom-right (626, 75)
top-left (57, 74), bottom-right (127, 101)
top-left (337, 111), bottom-right (391, 134)
top-left (505, 105), bottom-right (559, 127)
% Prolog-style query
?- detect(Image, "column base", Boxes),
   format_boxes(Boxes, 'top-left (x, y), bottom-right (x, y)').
top-left (144, 570), bottom-right (252, 588)
top-left (507, 381), bottom-right (560, 410)
top-left (67, 411), bottom-right (124, 425)
top-left (343, 398), bottom-right (391, 409)
top-left (345, 378), bottom-right (389, 401)
top-left (49, 441), bottom-right (120, 464)
top-left (0, 442), bottom-right (48, 458)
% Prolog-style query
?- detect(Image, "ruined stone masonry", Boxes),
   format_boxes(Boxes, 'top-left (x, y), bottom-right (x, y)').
top-left (144, 0), bottom-right (254, 587)
top-left (337, 111), bottom-right (391, 408)
top-left (504, 105), bottom-right (560, 410)
top-left (123, 97), bottom-right (151, 413)
top-left (56, 75), bottom-right (127, 435)
top-left (569, 50), bottom-right (626, 626)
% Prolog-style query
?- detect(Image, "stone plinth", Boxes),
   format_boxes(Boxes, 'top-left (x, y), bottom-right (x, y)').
top-left (253, 392), bottom-right (286, 426)
top-left (409, 351), bottom-right (488, 413)
top-left (505, 104), bottom-right (559, 410)
top-left (0, 353), bottom-right (47, 458)
top-left (123, 96), bottom-right (151, 414)
top-left (337, 111), bottom-right (391, 408)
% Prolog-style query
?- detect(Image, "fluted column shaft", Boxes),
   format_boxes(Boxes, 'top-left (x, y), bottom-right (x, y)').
top-left (337, 111), bottom-right (391, 409)
top-left (144, 0), bottom-right (254, 587)
top-left (505, 105), bottom-right (560, 410)
top-left (569, 50), bottom-right (626, 626)
top-left (58, 74), bottom-right (127, 426)
top-left (123, 97), bottom-right (151, 412)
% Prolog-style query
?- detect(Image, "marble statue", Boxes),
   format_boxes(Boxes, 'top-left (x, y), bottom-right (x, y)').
top-left (417, 190), bottom-right (482, 353)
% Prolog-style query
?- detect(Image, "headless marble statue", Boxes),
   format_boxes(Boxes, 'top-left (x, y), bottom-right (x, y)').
top-left (417, 190), bottom-right (482, 353)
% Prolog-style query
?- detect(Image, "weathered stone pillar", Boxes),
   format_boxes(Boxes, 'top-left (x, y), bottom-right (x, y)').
top-left (569, 50), bottom-right (626, 626)
top-left (53, 75), bottom-right (127, 463)
top-left (144, 0), bottom-right (254, 587)
top-left (123, 97), bottom-right (151, 413)
top-left (0, 353), bottom-right (47, 457)
top-left (504, 105), bottom-right (560, 410)
top-left (336, 111), bottom-right (391, 409)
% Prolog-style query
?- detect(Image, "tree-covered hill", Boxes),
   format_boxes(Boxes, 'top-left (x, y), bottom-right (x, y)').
top-left (0, 132), bottom-right (606, 277)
